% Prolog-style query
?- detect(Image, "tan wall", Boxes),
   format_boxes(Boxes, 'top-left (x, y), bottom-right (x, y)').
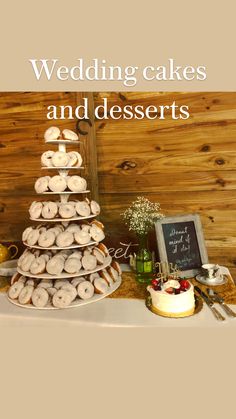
top-left (1, 92), bottom-right (236, 271)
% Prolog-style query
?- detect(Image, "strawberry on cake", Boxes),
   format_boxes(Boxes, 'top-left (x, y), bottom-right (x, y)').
top-left (147, 277), bottom-right (195, 318)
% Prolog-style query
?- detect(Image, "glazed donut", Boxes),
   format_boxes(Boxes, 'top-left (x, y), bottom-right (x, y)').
top-left (38, 230), bottom-right (55, 249)
top-left (8, 281), bottom-right (24, 299)
top-left (61, 284), bottom-right (77, 301)
top-left (22, 227), bottom-right (33, 242)
top-left (81, 254), bottom-right (97, 271)
top-left (30, 256), bottom-right (46, 275)
top-left (44, 126), bottom-right (60, 141)
top-left (18, 285), bottom-right (34, 305)
top-left (51, 151), bottom-right (69, 167)
top-left (74, 230), bottom-right (91, 245)
top-left (94, 278), bottom-right (109, 294)
top-left (35, 177), bottom-right (49, 193)
top-left (66, 223), bottom-right (81, 234)
top-left (107, 266), bottom-right (119, 282)
top-left (100, 270), bottom-right (114, 286)
top-left (26, 229), bottom-right (40, 246)
top-left (64, 257), bottom-right (82, 274)
top-left (89, 225), bottom-right (105, 243)
top-left (75, 201), bottom-right (91, 217)
top-left (54, 279), bottom-right (69, 290)
top-left (37, 279), bottom-right (53, 289)
top-left (21, 253), bottom-right (35, 272)
top-left (67, 176), bottom-right (87, 192)
top-left (93, 248), bottom-right (105, 265)
top-left (52, 289), bottom-right (73, 308)
top-left (77, 281), bottom-right (94, 300)
top-left (59, 203), bottom-right (76, 219)
top-left (46, 256), bottom-right (64, 276)
top-left (91, 220), bottom-right (104, 230)
top-left (32, 288), bottom-right (49, 308)
top-left (41, 150), bottom-right (54, 167)
top-left (90, 200), bottom-right (100, 216)
top-left (71, 277), bottom-right (86, 287)
top-left (47, 287), bottom-right (57, 297)
top-left (41, 202), bottom-right (58, 219)
top-left (56, 231), bottom-right (74, 248)
top-left (62, 129), bottom-right (78, 141)
top-left (48, 175), bottom-right (67, 192)
top-left (88, 272), bottom-right (100, 283)
top-left (111, 261), bottom-right (122, 276)
top-left (29, 201), bottom-right (43, 219)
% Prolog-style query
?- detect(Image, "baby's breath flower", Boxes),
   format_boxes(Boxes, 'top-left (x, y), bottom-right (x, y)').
top-left (121, 196), bottom-right (164, 235)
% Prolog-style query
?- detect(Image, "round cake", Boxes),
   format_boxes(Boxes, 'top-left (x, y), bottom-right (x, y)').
top-left (147, 278), bottom-right (195, 318)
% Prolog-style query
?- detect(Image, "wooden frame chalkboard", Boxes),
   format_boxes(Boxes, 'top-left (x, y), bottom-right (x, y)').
top-left (155, 214), bottom-right (208, 278)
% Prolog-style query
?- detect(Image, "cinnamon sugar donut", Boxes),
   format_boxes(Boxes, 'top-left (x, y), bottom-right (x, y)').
top-left (32, 288), bottom-right (49, 307)
top-left (59, 203), bottom-right (76, 219)
top-left (51, 151), bottom-right (69, 167)
top-left (67, 176), bottom-right (87, 192)
top-left (42, 202), bottom-right (58, 219)
top-left (41, 150), bottom-right (54, 167)
top-left (46, 256), bottom-right (64, 276)
top-left (77, 281), bottom-right (94, 300)
top-left (18, 285), bottom-right (34, 305)
top-left (30, 256), bottom-right (46, 275)
top-left (94, 278), bottom-right (109, 294)
top-left (35, 177), bottom-right (49, 193)
top-left (81, 254), bottom-right (97, 271)
top-left (38, 231), bottom-right (56, 248)
top-left (44, 126), bottom-right (60, 141)
top-left (56, 231), bottom-right (74, 248)
top-left (74, 230), bottom-right (91, 245)
top-left (52, 289), bottom-right (73, 308)
top-left (48, 175), bottom-right (67, 192)
top-left (29, 201), bottom-right (43, 219)
top-left (62, 129), bottom-right (78, 141)
top-left (8, 281), bottom-right (24, 299)
top-left (64, 257), bottom-right (82, 274)
top-left (90, 200), bottom-right (100, 216)
top-left (75, 201), bottom-right (90, 217)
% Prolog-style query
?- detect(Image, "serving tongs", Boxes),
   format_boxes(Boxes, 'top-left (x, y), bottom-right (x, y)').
top-left (207, 288), bottom-right (236, 318)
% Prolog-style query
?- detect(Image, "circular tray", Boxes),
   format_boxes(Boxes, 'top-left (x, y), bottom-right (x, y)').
top-left (23, 240), bottom-right (98, 251)
top-left (41, 166), bottom-right (84, 170)
top-left (195, 274), bottom-right (227, 286)
top-left (146, 294), bottom-right (203, 318)
top-left (38, 191), bottom-right (90, 195)
top-left (7, 276), bottom-right (121, 310)
top-left (17, 256), bottom-right (112, 280)
top-left (45, 139), bottom-right (81, 145)
top-left (30, 214), bottom-right (96, 223)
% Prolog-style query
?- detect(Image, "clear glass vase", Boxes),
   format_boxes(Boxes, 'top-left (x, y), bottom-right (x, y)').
top-left (135, 233), bottom-right (153, 284)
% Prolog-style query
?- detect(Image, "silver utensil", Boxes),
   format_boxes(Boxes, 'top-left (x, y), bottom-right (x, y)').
top-left (207, 288), bottom-right (236, 318)
top-left (195, 286), bottom-right (225, 321)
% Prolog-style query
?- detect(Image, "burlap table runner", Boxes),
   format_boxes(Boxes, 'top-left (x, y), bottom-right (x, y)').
top-left (1, 272), bottom-right (236, 304)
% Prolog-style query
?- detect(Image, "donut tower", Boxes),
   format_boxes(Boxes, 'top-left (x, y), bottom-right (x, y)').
top-left (8, 126), bottom-right (122, 309)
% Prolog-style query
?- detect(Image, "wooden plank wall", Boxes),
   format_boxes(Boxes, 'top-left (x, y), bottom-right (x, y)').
top-left (94, 92), bottom-right (236, 271)
top-left (1, 92), bottom-right (236, 274)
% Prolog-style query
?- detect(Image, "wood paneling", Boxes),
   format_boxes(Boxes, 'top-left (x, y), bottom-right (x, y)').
top-left (94, 92), bottom-right (236, 269)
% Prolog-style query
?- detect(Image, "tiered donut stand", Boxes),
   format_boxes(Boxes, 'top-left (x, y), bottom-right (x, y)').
top-left (8, 129), bottom-right (122, 309)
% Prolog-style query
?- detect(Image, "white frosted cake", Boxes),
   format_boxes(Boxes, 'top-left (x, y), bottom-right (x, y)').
top-left (147, 278), bottom-right (195, 318)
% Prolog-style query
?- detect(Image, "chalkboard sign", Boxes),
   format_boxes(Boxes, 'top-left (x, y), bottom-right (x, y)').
top-left (155, 214), bottom-right (208, 277)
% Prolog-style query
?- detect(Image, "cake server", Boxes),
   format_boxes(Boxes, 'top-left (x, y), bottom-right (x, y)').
top-left (207, 288), bottom-right (236, 318)
top-left (195, 286), bottom-right (225, 321)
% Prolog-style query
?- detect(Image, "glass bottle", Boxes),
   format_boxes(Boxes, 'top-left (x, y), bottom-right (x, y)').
top-left (135, 233), bottom-right (153, 283)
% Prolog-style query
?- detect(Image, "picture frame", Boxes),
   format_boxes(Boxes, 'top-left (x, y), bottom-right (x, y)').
top-left (155, 214), bottom-right (208, 278)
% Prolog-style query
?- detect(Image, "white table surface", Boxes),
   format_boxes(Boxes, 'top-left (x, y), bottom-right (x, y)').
top-left (1, 265), bottom-right (235, 328)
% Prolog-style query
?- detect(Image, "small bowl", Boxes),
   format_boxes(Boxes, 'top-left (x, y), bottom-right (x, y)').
top-left (0, 259), bottom-right (18, 277)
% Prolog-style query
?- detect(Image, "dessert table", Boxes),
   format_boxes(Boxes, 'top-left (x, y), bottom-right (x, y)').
top-left (1, 265), bottom-right (236, 328)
